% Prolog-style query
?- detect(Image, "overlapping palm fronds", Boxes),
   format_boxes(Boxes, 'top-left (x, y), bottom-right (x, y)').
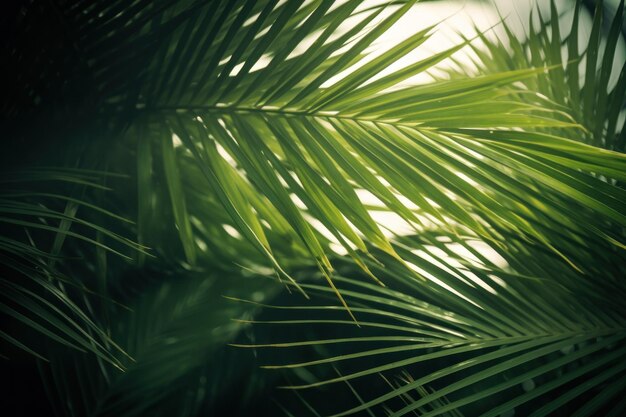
top-left (0, 168), bottom-right (141, 365)
top-left (216, 0), bottom-right (626, 415)
top-left (453, 0), bottom-right (626, 150)
top-left (39, 270), bottom-right (283, 417)
top-left (234, 227), bottom-right (626, 415)
top-left (131, 0), bottom-right (625, 306)
top-left (2, 0), bottom-right (626, 415)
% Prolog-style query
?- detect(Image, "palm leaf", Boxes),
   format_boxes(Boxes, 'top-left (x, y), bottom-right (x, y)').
top-left (126, 0), bottom-right (626, 310)
top-left (39, 269), bottom-right (283, 417)
top-left (235, 230), bottom-right (626, 415)
top-left (0, 168), bottom-right (141, 365)
top-left (459, 0), bottom-right (626, 150)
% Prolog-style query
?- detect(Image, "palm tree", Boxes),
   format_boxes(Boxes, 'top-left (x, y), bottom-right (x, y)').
top-left (2, 0), bottom-right (625, 415)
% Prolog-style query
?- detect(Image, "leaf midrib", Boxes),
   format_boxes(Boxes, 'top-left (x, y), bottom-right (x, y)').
top-left (144, 104), bottom-right (422, 128)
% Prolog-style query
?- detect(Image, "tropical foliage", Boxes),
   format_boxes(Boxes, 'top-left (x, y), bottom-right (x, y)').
top-left (2, 0), bottom-right (625, 415)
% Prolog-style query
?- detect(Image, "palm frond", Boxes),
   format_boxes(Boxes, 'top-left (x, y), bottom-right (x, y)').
top-left (3, 0), bottom-right (626, 415)
top-left (127, 0), bottom-right (626, 311)
top-left (235, 230), bottom-right (626, 416)
top-left (456, 0), bottom-right (626, 150)
top-left (0, 168), bottom-right (141, 365)
top-left (39, 269), bottom-right (282, 417)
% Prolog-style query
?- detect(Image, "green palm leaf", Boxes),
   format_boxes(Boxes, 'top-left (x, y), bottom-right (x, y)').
top-left (129, 0), bottom-right (626, 307)
top-left (0, 168), bottom-right (141, 365)
top-left (236, 231), bottom-right (626, 415)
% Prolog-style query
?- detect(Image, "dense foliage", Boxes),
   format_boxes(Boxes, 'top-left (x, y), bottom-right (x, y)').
top-left (2, 0), bottom-right (625, 415)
